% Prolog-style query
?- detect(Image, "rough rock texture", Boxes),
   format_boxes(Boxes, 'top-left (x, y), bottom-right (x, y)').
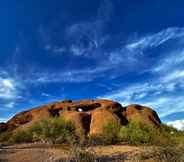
top-left (59, 111), bottom-right (91, 135)
top-left (0, 99), bottom-right (161, 136)
top-left (90, 108), bottom-right (120, 135)
top-left (124, 104), bottom-right (161, 126)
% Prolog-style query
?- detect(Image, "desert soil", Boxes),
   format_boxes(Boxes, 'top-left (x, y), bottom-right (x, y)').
top-left (0, 143), bottom-right (150, 162)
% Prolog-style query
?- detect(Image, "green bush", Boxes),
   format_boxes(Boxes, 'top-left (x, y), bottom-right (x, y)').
top-left (0, 132), bottom-right (12, 143)
top-left (9, 130), bottom-right (33, 144)
top-left (118, 121), bottom-right (178, 146)
top-left (88, 121), bottom-right (121, 145)
top-left (119, 121), bottom-right (154, 145)
top-left (0, 118), bottom-right (77, 144)
top-left (29, 118), bottom-right (76, 144)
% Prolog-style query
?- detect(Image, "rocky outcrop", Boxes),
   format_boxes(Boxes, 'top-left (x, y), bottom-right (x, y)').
top-left (90, 108), bottom-right (120, 135)
top-left (0, 99), bottom-right (161, 136)
top-left (60, 111), bottom-right (91, 135)
top-left (124, 104), bottom-right (161, 126)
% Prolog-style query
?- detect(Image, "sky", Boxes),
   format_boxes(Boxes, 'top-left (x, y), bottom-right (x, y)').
top-left (1, 0), bottom-right (184, 129)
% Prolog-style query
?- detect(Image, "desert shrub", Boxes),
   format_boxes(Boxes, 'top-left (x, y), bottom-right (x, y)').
top-left (29, 118), bottom-right (76, 144)
top-left (88, 121), bottom-right (121, 145)
top-left (119, 121), bottom-right (154, 145)
top-left (9, 130), bottom-right (33, 144)
top-left (118, 121), bottom-right (177, 146)
top-left (0, 132), bottom-right (12, 143)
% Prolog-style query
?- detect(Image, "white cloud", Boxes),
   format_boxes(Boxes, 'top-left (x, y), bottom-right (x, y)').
top-left (126, 27), bottom-right (184, 51)
top-left (153, 49), bottom-right (184, 73)
top-left (0, 78), bottom-right (16, 99)
top-left (167, 120), bottom-right (184, 130)
top-left (31, 65), bottom-right (110, 83)
top-left (0, 70), bottom-right (25, 110)
top-left (162, 70), bottom-right (184, 82)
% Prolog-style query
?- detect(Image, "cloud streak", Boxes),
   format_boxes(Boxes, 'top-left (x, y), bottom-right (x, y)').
top-left (126, 27), bottom-right (184, 51)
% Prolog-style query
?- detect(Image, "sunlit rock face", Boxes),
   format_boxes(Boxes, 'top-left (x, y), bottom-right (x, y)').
top-left (0, 99), bottom-right (161, 136)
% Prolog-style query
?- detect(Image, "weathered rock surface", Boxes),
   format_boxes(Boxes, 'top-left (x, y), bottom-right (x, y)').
top-left (0, 99), bottom-right (161, 136)
top-left (124, 104), bottom-right (161, 126)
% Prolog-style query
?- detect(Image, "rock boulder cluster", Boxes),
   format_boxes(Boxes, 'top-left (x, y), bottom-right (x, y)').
top-left (0, 99), bottom-right (161, 136)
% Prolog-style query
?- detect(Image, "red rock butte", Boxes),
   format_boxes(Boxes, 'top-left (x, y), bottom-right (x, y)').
top-left (0, 99), bottom-right (161, 135)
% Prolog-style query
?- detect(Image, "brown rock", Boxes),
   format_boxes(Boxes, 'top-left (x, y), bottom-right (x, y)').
top-left (59, 111), bottom-right (91, 135)
top-left (90, 108), bottom-right (120, 135)
top-left (125, 104), bottom-right (161, 126)
top-left (0, 99), bottom-right (161, 137)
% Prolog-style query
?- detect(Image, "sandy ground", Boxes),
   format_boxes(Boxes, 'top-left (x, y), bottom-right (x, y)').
top-left (0, 143), bottom-right (150, 162)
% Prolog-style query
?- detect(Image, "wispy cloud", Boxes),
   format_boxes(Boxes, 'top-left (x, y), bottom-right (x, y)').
top-left (0, 70), bottom-right (25, 110)
top-left (64, 0), bottom-right (113, 56)
top-left (0, 77), bottom-right (16, 100)
top-left (126, 27), bottom-right (184, 51)
top-left (153, 49), bottom-right (184, 73)
top-left (29, 65), bottom-right (110, 83)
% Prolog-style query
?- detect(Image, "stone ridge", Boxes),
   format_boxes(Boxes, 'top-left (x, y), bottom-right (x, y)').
top-left (0, 99), bottom-right (161, 135)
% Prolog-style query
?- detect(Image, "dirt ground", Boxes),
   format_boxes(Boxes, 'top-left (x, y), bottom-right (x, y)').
top-left (0, 143), bottom-right (151, 162)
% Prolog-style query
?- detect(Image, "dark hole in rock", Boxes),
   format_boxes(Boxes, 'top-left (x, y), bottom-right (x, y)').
top-left (76, 103), bottom-right (101, 112)
top-left (135, 105), bottom-right (143, 110)
top-left (62, 99), bottom-right (72, 103)
top-left (49, 105), bottom-right (60, 117)
top-left (152, 110), bottom-right (162, 124)
top-left (115, 110), bottom-right (128, 125)
top-left (81, 114), bottom-right (91, 134)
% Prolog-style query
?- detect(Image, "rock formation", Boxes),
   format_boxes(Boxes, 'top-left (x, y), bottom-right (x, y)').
top-left (0, 99), bottom-right (161, 135)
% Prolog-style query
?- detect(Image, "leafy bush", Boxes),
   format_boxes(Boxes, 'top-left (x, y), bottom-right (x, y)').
top-left (0, 118), bottom-right (77, 144)
top-left (0, 132), bottom-right (12, 143)
top-left (118, 121), bottom-right (177, 146)
top-left (29, 118), bottom-right (76, 144)
top-left (88, 121), bottom-right (121, 145)
top-left (9, 130), bottom-right (33, 144)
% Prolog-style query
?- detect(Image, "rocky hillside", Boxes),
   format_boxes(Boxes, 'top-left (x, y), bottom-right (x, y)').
top-left (0, 99), bottom-right (161, 135)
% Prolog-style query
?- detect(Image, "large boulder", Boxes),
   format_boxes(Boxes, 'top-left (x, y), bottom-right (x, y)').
top-left (124, 104), bottom-right (161, 126)
top-left (59, 111), bottom-right (91, 135)
top-left (89, 108), bottom-right (120, 135)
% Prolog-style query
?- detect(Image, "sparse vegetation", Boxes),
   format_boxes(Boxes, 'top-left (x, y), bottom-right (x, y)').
top-left (0, 131), bottom-right (12, 143)
top-left (118, 121), bottom-right (184, 146)
top-left (29, 118), bottom-right (76, 144)
top-left (0, 118), bottom-right (76, 144)
top-left (88, 121), bottom-right (121, 145)
top-left (1, 118), bottom-right (184, 148)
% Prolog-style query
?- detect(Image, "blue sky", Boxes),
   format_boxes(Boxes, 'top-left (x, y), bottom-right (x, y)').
top-left (1, 0), bottom-right (184, 128)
